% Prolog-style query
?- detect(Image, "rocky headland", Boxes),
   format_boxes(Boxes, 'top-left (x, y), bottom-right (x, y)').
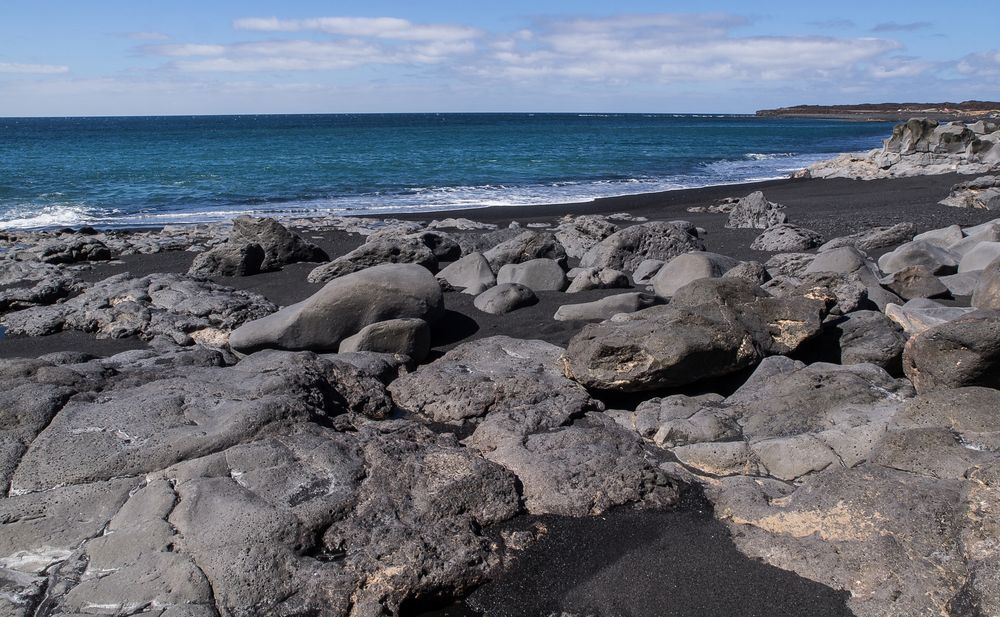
top-left (2, 121), bottom-right (1000, 617)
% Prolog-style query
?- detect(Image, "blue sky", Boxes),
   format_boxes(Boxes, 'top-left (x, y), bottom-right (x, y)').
top-left (1, 0), bottom-right (998, 116)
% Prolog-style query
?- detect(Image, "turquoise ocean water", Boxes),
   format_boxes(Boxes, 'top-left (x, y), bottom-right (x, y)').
top-left (0, 113), bottom-right (893, 229)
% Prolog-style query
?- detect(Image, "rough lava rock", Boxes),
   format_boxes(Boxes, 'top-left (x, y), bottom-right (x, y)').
top-left (726, 192), bottom-right (788, 229)
top-left (750, 224), bottom-right (824, 252)
top-left (903, 309), bottom-right (1000, 392)
top-left (307, 237), bottom-right (437, 283)
top-left (578, 221), bottom-right (705, 272)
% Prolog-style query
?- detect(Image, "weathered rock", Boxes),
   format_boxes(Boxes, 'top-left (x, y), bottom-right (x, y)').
top-left (958, 240), bottom-right (1000, 272)
top-left (825, 310), bottom-right (907, 371)
top-left (188, 242), bottom-right (265, 277)
top-left (307, 237), bottom-right (437, 283)
top-left (903, 309), bottom-right (1000, 392)
top-left (579, 221), bottom-right (705, 272)
top-left (229, 216), bottom-right (328, 271)
top-left (554, 292), bottom-right (658, 321)
top-left (565, 267), bottom-right (630, 293)
top-left (631, 259), bottom-right (664, 284)
top-left (940, 271), bottom-right (982, 296)
top-left (881, 265), bottom-right (950, 300)
top-left (723, 260), bottom-right (771, 285)
top-left (878, 240), bottom-right (960, 275)
top-left (554, 215), bottom-right (618, 259)
top-left (229, 264), bottom-right (443, 353)
top-left (651, 251), bottom-right (740, 298)
top-left (496, 258), bottom-right (567, 291)
top-left (484, 417), bottom-right (678, 516)
top-left (1, 273), bottom-right (275, 345)
top-left (750, 224), bottom-right (824, 252)
top-left (0, 274), bottom-right (84, 313)
top-left (765, 270), bottom-right (871, 314)
top-left (947, 223), bottom-right (1000, 256)
top-left (483, 231), bottom-right (566, 272)
top-left (337, 318), bottom-right (430, 362)
top-left (726, 192), bottom-right (788, 229)
top-left (765, 252), bottom-right (815, 277)
top-left (806, 246), bottom-right (877, 276)
top-left (472, 283), bottom-right (537, 315)
top-left (15, 236), bottom-right (112, 264)
top-left (940, 175), bottom-right (1000, 209)
top-left (817, 223), bottom-right (916, 253)
top-left (914, 224), bottom-right (964, 248)
top-left (435, 251), bottom-right (496, 294)
top-left (368, 228), bottom-right (461, 261)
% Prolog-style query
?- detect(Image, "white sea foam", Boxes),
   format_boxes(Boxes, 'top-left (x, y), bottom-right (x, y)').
top-left (0, 204), bottom-right (108, 230)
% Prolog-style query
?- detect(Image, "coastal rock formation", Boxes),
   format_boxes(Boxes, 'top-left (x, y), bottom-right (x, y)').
top-left (726, 192), bottom-right (788, 229)
top-left (817, 222), bottom-right (916, 252)
top-left (483, 231), bottom-right (566, 272)
top-left (578, 221), bottom-right (705, 272)
top-left (435, 251), bottom-right (496, 294)
top-left (565, 267), bottom-right (630, 293)
top-left (554, 292), bottom-right (658, 321)
top-left (1, 272), bottom-right (275, 345)
top-left (903, 309), bottom-right (1000, 392)
top-left (496, 258), bottom-right (567, 292)
top-left (307, 236), bottom-right (437, 283)
top-left (473, 282), bottom-right (538, 314)
top-left (14, 236), bottom-right (112, 264)
top-left (337, 318), bottom-right (431, 361)
top-left (230, 263), bottom-right (443, 353)
top-left (940, 175), bottom-right (1000, 209)
top-left (807, 118), bottom-right (1000, 179)
top-left (189, 241), bottom-right (265, 277)
top-left (229, 215), bottom-right (329, 271)
top-left (554, 215), bottom-right (619, 258)
top-left (650, 251), bottom-right (740, 298)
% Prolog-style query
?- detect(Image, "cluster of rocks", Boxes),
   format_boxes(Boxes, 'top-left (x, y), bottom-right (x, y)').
top-left (940, 174), bottom-right (1000, 210)
top-left (807, 117), bottom-right (1000, 179)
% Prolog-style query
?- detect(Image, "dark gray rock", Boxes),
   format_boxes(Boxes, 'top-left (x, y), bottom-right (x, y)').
top-left (337, 318), bottom-right (430, 362)
top-left (903, 309), bottom-right (1000, 392)
top-left (881, 265), bottom-right (950, 300)
top-left (878, 240), bottom-right (961, 275)
top-left (579, 221), bottom-right (705, 272)
top-left (723, 260), bottom-right (771, 285)
top-left (307, 237), bottom-right (437, 283)
top-left (472, 283), bottom-right (537, 315)
top-left (230, 215), bottom-right (328, 271)
top-left (828, 310), bottom-right (907, 371)
top-left (496, 258), bottom-right (567, 291)
top-left (368, 228), bottom-right (462, 261)
top-left (230, 263), bottom-right (443, 353)
top-left (973, 256), bottom-right (1000, 309)
top-left (483, 231), bottom-right (566, 272)
top-left (726, 191), bottom-right (788, 229)
top-left (750, 224), bottom-right (824, 252)
top-left (188, 242), bottom-right (265, 277)
top-left (16, 236), bottom-right (112, 264)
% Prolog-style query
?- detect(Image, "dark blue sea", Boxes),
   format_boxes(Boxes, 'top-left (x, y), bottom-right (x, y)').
top-left (0, 113), bottom-right (893, 229)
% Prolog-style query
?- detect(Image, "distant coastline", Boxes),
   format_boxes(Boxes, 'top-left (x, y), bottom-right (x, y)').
top-left (756, 100), bottom-right (1000, 122)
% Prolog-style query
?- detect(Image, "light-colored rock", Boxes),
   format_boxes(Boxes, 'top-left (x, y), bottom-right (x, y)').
top-left (651, 251), bottom-right (740, 298)
top-left (473, 283), bottom-right (537, 315)
top-left (496, 258), bottom-right (567, 292)
top-left (435, 252), bottom-right (496, 294)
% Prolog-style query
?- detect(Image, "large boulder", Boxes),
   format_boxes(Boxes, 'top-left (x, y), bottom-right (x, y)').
top-left (959, 241), bottom-right (1000, 272)
top-left (229, 216), bottom-right (328, 271)
top-left (483, 231), bottom-right (566, 272)
top-left (188, 242), bottom-right (265, 277)
top-left (881, 265), bottom-right (949, 300)
top-left (825, 310), bottom-right (907, 371)
top-left (579, 221), bottom-right (705, 272)
top-left (496, 258), bottom-right (567, 291)
top-left (750, 224), bottom-right (824, 252)
top-left (817, 223), bottom-right (916, 253)
top-left (435, 252), bottom-right (496, 294)
top-left (307, 237), bottom-right (437, 283)
top-left (726, 192), bottom-right (788, 229)
top-left (229, 264), bottom-right (443, 353)
top-left (878, 240), bottom-right (960, 275)
top-left (565, 267), bottom-right (630, 293)
top-left (555, 215), bottom-right (619, 259)
top-left (973, 256), bottom-right (1000, 309)
top-left (554, 292), bottom-right (658, 322)
top-left (650, 251), bottom-right (740, 298)
top-left (337, 318), bottom-right (430, 362)
top-left (903, 309), bottom-right (1000, 392)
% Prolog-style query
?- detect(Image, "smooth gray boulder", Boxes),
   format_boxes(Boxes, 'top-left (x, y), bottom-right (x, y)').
top-left (473, 283), bottom-right (537, 315)
top-left (337, 318), bottom-right (430, 362)
top-left (483, 231), bottom-right (566, 272)
top-left (651, 251), bottom-right (740, 298)
top-left (565, 267), bottom-right (630, 293)
top-left (436, 251), bottom-right (496, 294)
top-left (750, 224), bottom-right (824, 252)
top-left (903, 309), bottom-right (1000, 392)
top-left (947, 223), bottom-right (1000, 256)
top-left (307, 237), bottom-right (437, 283)
top-left (913, 224), bottom-right (964, 248)
top-left (229, 264), bottom-right (443, 353)
top-left (878, 240), bottom-right (960, 275)
top-left (827, 310), bottom-right (907, 371)
top-left (554, 292), bottom-right (658, 321)
top-left (726, 191), bottom-right (788, 229)
top-left (632, 259), bottom-right (664, 284)
top-left (958, 241), bottom-right (1000, 272)
top-left (941, 271), bottom-right (982, 296)
top-left (805, 246), bottom-right (876, 276)
top-left (579, 221), bottom-right (705, 271)
top-left (496, 258), bottom-right (567, 291)
top-left (885, 301), bottom-right (976, 336)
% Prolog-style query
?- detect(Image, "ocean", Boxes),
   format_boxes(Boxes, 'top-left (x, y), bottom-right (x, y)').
top-left (0, 113), bottom-right (893, 229)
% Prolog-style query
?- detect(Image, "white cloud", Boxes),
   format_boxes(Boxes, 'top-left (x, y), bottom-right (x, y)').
top-left (956, 50), bottom-right (1000, 76)
top-left (233, 16), bottom-right (480, 42)
top-left (0, 62), bottom-right (69, 74)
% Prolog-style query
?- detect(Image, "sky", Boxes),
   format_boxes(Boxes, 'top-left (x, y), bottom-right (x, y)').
top-left (1, 0), bottom-right (998, 116)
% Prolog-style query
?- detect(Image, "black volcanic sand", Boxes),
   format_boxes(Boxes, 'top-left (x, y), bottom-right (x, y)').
top-left (3, 175), bottom-right (981, 616)
top-left (410, 490), bottom-right (853, 617)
